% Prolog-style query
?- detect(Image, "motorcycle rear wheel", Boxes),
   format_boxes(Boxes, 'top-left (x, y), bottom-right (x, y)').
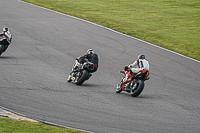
top-left (0, 45), bottom-right (5, 55)
top-left (76, 70), bottom-right (89, 85)
top-left (130, 80), bottom-right (144, 97)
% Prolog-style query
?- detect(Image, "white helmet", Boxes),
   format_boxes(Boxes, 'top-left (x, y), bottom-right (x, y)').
top-left (3, 27), bottom-right (9, 32)
top-left (87, 49), bottom-right (94, 54)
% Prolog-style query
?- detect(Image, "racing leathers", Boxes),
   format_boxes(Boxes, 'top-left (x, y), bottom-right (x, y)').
top-left (129, 58), bottom-right (149, 74)
top-left (76, 53), bottom-right (99, 73)
top-left (123, 59), bottom-right (149, 88)
top-left (0, 31), bottom-right (12, 52)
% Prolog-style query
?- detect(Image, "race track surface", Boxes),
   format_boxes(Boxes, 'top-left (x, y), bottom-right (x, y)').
top-left (0, 0), bottom-right (200, 133)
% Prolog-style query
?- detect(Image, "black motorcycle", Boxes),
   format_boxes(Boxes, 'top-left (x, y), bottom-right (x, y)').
top-left (68, 59), bottom-right (95, 85)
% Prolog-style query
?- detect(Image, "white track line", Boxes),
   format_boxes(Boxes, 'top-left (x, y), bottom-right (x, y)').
top-left (18, 0), bottom-right (200, 63)
top-left (9, 0), bottom-right (199, 132)
top-left (0, 105), bottom-right (95, 133)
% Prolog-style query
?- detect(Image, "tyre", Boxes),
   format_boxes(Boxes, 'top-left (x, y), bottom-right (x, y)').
top-left (0, 45), bottom-right (4, 56)
top-left (130, 80), bottom-right (144, 97)
top-left (116, 80), bottom-right (123, 93)
top-left (67, 74), bottom-right (72, 82)
top-left (76, 70), bottom-right (89, 85)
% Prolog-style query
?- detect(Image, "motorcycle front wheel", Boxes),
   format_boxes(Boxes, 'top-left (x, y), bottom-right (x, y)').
top-left (76, 70), bottom-right (89, 85)
top-left (130, 80), bottom-right (144, 97)
top-left (116, 79), bottom-right (123, 93)
top-left (67, 74), bottom-right (72, 82)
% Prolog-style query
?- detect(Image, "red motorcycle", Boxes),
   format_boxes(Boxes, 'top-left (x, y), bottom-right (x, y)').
top-left (116, 68), bottom-right (150, 97)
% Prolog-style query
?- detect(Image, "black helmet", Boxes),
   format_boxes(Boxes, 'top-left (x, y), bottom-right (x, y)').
top-left (138, 54), bottom-right (145, 59)
top-left (87, 49), bottom-right (94, 54)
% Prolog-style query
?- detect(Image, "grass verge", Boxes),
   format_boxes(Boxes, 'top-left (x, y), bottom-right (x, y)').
top-left (0, 118), bottom-right (85, 133)
top-left (22, 0), bottom-right (200, 60)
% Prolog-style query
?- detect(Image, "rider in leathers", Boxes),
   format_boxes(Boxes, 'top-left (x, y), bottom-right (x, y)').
top-left (123, 54), bottom-right (150, 89)
top-left (0, 27), bottom-right (12, 53)
top-left (74, 49), bottom-right (99, 73)
top-left (128, 54), bottom-right (149, 74)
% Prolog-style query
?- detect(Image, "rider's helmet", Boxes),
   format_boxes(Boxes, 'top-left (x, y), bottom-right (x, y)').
top-left (3, 27), bottom-right (9, 33)
top-left (87, 49), bottom-right (94, 54)
top-left (138, 54), bottom-right (145, 59)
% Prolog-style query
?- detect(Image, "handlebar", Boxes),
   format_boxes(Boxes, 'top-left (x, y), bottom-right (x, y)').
top-left (119, 71), bottom-right (124, 73)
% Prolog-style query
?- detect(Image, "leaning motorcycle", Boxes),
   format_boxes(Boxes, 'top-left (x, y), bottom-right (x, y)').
top-left (116, 68), bottom-right (150, 97)
top-left (0, 32), bottom-right (12, 56)
top-left (67, 59), bottom-right (95, 85)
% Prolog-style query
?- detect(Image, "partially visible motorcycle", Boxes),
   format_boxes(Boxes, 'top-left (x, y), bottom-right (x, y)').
top-left (67, 59), bottom-right (95, 85)
top-left (0, 31), bottom-right (12, 56)
top-left (116, 68), bottom-right (150, 97)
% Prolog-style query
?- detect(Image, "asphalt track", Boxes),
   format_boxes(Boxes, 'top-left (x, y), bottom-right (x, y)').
top-left (0, 0), bottom-right (200, 133)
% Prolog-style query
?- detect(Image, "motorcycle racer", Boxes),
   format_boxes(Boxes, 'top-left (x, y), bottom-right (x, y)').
top-left (0, 27), bottom-right (12, 53)
top-left (123, 54), bottom-right (150, 90)
top-left (75, 49), bottom-right (99, 73)
top-left (129, 54), bottom-right (149, 74)
top-left (69, 49), bottom-right (99, 82)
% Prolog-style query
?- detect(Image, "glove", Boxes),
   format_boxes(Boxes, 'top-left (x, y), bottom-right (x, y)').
top-left (124, 65), bottom-right (128, 71)
top-left (119, 71), bottom-right (124, 73)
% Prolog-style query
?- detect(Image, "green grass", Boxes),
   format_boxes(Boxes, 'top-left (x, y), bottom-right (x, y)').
top-left (22, 0), bottom-right (200, 60)
top-left (0, 118), bottom-right (85, 133)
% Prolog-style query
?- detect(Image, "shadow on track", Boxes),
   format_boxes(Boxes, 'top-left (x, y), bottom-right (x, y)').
top-left (116, 92), bottom-right (155, 99)
top-left (77, 83), bottom-right (101, 88)
top-left (0, 56), bottom-right (16, 59)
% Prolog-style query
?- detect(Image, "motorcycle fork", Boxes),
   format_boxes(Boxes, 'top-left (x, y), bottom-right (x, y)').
top-left (121, 76), bottom-right (131, 90)
top-left (76, 71), bottom-right (83, 81)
